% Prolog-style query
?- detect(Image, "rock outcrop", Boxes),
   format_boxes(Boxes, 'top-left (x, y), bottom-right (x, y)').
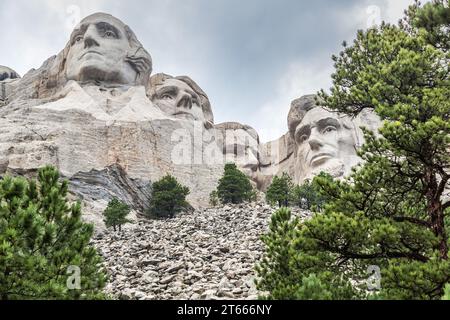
top-left (0, 65), bottom-right (20, 107)
top-left (0, 65), bottom-right (20, 82)
top-left (0, 12), bottom-right (381, 229)
top-left (0, 13), bottom-right (225, 227)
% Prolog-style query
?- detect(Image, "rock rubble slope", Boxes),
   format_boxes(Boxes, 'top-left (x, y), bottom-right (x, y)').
top-left (93, 203), bottom-right (310, 300)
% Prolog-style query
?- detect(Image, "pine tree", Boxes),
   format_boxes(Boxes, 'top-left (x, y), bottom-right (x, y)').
top-left (0, 166), bottom-right (107, 300)
top-left (216, 163), bottom-right (254, 204)
top-left (148, 174), bottom-right (190, 218)
top-left (255, 208), bottom-right (356, 300)
top-left (257, 0), bottom-right (450, 300)
top-left (266, 173), bottom-right (293, 207)
top-left (290, 172), bottom-right (333, 211)
top-left (103, 198), bottom-right (131, 232)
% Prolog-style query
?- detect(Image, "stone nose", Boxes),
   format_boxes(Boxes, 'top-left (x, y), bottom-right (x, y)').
top-left (308, 130), bottom-right (324, 150)
top-left (84, 25), bottom-right (100, 49)
top-left (177, 94), bottom-right (192, 109)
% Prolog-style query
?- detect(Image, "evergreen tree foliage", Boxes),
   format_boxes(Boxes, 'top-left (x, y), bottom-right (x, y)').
top-left (256, 208), bottom-right (356, 300)
top-left (216, 163), bottom-right (254, 204)
top-left (256, 1), bottom-right (450, 300)
top-left (0, 166), bottom-right (107, 300)
top-left (290, 172), bottom-right (333, 211)
top-left (209, 190), bottom-right (219, 207)
top-left (148, 174), bottom-right (190, 218)
top-left (266, 173), bottom-right (293, 207)
top-left (443, 284), bottom-right (450, 300)
top-left (103, 198), bottom-right (131, 232)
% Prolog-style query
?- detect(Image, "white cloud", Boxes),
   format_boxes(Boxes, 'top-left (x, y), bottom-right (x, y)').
top-left (255, 56), bottom-right (334, 142)
top-left (254, 0), bottom-right (425, 143)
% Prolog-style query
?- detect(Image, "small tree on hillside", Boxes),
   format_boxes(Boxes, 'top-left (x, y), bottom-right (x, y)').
top-left (266, 173), bottom-right (293, 207)
top-left (0, 166), bottom-right (107, 300)
top-left (216, 163), bottom-right (254, 204)
top-left (148, 175), bottom-right (190, 218)
top-left (209, 190), bottom-right (219, 207)
top-left (103, 198), bottom-right (131, 232)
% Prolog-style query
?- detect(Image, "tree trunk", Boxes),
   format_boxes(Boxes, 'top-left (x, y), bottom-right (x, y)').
top-left (425, 169), bottom-right (448, 259)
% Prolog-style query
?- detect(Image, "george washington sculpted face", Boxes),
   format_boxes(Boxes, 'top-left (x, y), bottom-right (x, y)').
top-left (65, 13), bottom-right (151, 85)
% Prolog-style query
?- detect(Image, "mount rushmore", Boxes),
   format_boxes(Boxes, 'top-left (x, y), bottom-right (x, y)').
top-left (0, 13), bottom-right (380, 227)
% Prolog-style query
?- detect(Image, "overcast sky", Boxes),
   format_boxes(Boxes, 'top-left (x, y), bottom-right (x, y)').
top-left (0, 0), bottom-right (417, 142)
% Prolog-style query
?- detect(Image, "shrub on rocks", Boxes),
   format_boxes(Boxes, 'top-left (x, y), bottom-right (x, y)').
top-left (147, 174), bottom-right (190, 218)
top-left (266, 173), bottom-right (293, 208)
top-left (103, 198), bottom-right (131, 232)
top-left (209, 190), bottom-right (219, 207)
top-left (216, 163), bottom-right (254, 205)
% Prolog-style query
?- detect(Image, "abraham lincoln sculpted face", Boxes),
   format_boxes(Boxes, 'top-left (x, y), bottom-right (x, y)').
top-left (289, 95), bottom-right (361, 183)
top-left (65, 13), bottom-right (152, 85)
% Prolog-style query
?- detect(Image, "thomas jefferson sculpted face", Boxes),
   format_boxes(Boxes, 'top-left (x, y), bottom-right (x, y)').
top-left (65, 13), bottom-right (151, 85)
top-left (153, 78), bottom-right (205, 122)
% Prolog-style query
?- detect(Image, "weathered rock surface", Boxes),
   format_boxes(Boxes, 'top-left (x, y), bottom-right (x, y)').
top-left (92, 203), bottom-right (310, 300)
top-left (0, 66), bottom-right (20, 107)
top-left (0, 65), bottom-right (20, 82)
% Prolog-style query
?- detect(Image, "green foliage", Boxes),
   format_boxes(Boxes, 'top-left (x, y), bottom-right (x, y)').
top-left (216, 163), bottom-right (254, 204)
top-left (290, 172), bottom-right (333, 211)
top-left (255, 208), bottom-right (357, 300)
top-left (442, 284), bottom-right (450, 300)
top-left (294, 274), bottom-right (333, 300)
top-left (103, 198), bottom-right (131, 232)
top-left (266, 173), bottom-right (293, 207)
top-left (148, 174), bottom-right (190, 218)
top-left (0, 166), bottom-right (107, 300)
top-left (209, 190), bottom-right (219, 207)
top-left (257, 1), bottom-right (450, 300)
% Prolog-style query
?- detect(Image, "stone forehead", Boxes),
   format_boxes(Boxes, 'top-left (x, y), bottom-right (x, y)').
top-left (300, 107), bottom-right (339, 124)
top-left (155, 78), bottom-right (192, 92)
top-left (215, 122), bottom-right (259, 142)
top-left (287, 95), bottom-right (318, 134)
top-left (75, 13), bottom-right (127, 30)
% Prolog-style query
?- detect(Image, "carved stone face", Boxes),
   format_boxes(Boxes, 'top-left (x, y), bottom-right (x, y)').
top-left (65, 14), bottom-right (137, 84)
top-left (223, 128), bottom-right (259, 176)
top-left (293, 107), bottom-right (358, 181)
top-left (152, 78), bottom-right (205, 122)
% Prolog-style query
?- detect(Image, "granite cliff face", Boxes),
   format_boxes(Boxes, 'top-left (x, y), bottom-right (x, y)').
top-left (0, 12), bottom-right (381, 228)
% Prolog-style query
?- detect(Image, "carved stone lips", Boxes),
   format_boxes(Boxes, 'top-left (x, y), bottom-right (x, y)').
top-left (173, 111), bottom-right (193, 116)
top-left (79, 51), bottom-right (102, 60)
top-left (310, 153), bottom-right (333, 165)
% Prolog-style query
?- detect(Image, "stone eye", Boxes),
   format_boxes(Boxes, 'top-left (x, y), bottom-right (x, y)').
top-left (161, 94), bottom-right (173, 100)
top-left (300, 135), bottom-right (308, 143)
top-left (323, 126), bottom-right (337, 134)
top-left (104, 31), bottom-right (115, 38)
top-left (75, 35), bottom-right (83, 43)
